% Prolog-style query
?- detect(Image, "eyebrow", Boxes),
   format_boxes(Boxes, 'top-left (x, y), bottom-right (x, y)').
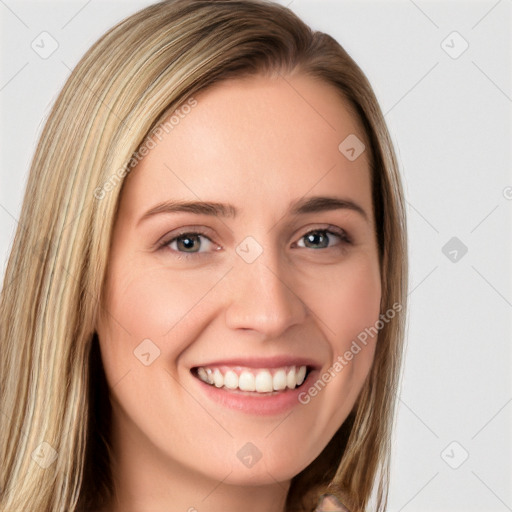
top-left (137, 195), bottom-right (369, 225)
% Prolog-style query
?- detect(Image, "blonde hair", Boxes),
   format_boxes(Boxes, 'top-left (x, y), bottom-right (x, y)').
top-left (0, 1), bottom-right (408, 511)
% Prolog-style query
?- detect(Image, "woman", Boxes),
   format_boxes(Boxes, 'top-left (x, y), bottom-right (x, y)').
top-left (0, 1), bottom-right (408, 511)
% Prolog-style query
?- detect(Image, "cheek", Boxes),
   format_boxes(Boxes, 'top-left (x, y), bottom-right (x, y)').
top-left (293, 256), bottom-right (380, 445)
top-left (305, 254), bottom-right (381, 354)
top-left (97, 263), bottom-right (226, 370)
top-left (299, 253), bottom-right (381, 416)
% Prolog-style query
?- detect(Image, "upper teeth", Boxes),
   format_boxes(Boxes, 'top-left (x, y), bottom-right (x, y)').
top-left (196, 365), bottom-right (307, 393)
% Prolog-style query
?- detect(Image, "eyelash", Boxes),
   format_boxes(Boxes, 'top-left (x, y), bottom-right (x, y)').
top-left (155, 226), bottom-right (352, 260)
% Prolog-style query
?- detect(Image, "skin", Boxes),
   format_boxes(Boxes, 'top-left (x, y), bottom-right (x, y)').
top-left (96, 72), bottom-right (381, 512)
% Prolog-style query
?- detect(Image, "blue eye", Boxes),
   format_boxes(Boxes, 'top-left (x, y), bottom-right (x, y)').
top-left (156, 226), bottom-right (351, 259)
top-left (166, 232), bottom-right (216, 254)
top-left (296, 229), bottom-right (350, 249)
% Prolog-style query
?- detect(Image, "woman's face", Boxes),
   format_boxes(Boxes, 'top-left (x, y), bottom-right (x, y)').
top-left (97, 73), bottom-right (381, 487)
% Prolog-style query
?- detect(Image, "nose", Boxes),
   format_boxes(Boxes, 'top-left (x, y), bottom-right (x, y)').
top-left (223, 251), bottom-right (308, 338)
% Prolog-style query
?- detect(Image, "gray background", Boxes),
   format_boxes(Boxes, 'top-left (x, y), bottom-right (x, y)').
top-left (1, 1), bottom-right (511, 510)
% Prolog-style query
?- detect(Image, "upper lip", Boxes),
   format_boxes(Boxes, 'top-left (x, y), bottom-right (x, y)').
top-left (191, 355), bottom-right (321, 370)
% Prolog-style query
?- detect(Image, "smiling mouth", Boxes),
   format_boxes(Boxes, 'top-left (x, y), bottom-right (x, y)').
top-left (192, 365), bottom-right (310, 394)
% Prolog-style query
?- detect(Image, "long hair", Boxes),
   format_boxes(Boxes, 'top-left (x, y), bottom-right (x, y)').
top-left (0, 1), bottom-right (408, 511)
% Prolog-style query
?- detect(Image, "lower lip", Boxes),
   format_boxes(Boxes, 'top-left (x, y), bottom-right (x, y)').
top-left (192, 370), bottom-right (318, 416)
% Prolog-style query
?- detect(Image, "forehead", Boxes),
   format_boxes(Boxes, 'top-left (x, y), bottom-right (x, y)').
top-left (120, 73), bottom-right (372, 222)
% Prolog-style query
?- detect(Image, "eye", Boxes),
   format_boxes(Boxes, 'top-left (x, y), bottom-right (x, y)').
top-left (295, 228), bottom-right (350, 249)
top-left (158, 230), bottom-right (220, 256)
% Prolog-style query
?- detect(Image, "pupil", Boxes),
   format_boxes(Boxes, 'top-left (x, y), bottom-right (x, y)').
top-left (178, 234), bottom-right (199, 252)
top-left (306, 231), bottom-right (327, 248)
